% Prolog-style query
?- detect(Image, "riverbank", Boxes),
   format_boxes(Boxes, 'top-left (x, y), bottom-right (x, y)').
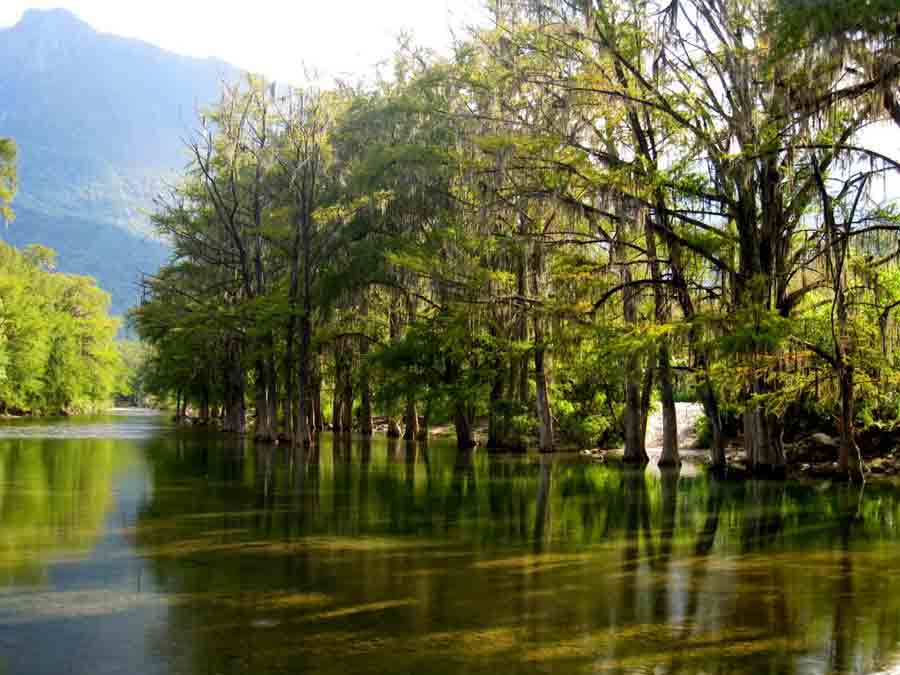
top-left (173, 403), bottom-right (900, 481)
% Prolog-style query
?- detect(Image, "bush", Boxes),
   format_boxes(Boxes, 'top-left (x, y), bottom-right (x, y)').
top-left (553, 394), bottom-right (616, 448)
top-left (694, 403), bottom-right (743, 447)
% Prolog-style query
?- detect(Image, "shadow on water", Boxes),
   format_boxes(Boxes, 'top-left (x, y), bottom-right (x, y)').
top-left (2, 422), bottom-right (900, 673)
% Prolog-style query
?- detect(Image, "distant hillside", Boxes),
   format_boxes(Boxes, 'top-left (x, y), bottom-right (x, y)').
top-left (0, 8), bottom-right (238, 315)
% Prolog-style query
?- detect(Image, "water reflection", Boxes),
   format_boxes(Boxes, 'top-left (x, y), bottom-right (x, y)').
top-left (0, 438), bottom-right (127, 585)
top-left (0, 426), bottom-right (900, 674)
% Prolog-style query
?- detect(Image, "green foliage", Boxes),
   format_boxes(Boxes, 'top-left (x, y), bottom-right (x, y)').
top-left (554, 396), bottom-right (613, 448)
top-left (369, 308), bottom-right (497, 421)
top-left (772, 0), bottom-right (900, 46)
top-left (131, 0), bottom-right (900, 463)
top-left (0, 241), bottom-right (121, 414)
top-left (695, 404), bottom-right (743, 449)
top-left (113, 340), bottom-right (153, 405)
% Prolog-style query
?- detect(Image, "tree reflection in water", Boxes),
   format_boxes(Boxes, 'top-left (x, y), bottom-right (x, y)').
top-left (2, 430), bottom-right (900, 674)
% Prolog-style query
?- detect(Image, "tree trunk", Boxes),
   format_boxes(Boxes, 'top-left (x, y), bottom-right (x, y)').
top-left (331, 341), bottom-right (345, 432)
top-left (531, 243), bottom-right (553, 453)
top-left (222, 337), bottom-right (246, 434)
top-left (403, 400), bottom-right (418, 441)
top-left (341, 356), bottom-right (353, 433)
top-left (312, 350), bottom-right (324, 432)
top-left (534, 342), bottom-right (553, 453)
top-left (838, 365), bottom-right (863, 481)
top-left (282, 323), bottom-right (296, 439)
top-left (359, 349), bottom-right (373, 437)
top-left (669, 231), bottom-right (726, 471)
top-left (643, 213), bottom-right (679, 467)
top-left (737, 328), bottom-right (785, 476)
top-left (295, 314), bottom-right (312, 446)
top-left (657, 342), bottom-right (680, 467)
top-left (700, 374), bottom-right (727, 471)
top-left (488, 364), bottom-right (504, 449)
top-left (254, 357), bottom-right (276, 442)
top-left (293, 151), bottom-right (316, 447)
top-left (331, 376), bottom-right (343, 432)
top-left (614, 49), bottom-right (680, 467)
top-left (622, 245), bottom-right (648, 464)
top-left (266, 349), bottom-right (278, 438)
top-left (402, 290), bottom-right (419, 441)
top-left (359, 378), bottom-right (373, 435)
top-left (639, 352), bottom-right (655, 449)
top-left (516, 235), bottom-right (529, 404)
top-left (743, 396), bottom-right (785, 477)
top-left (200, 385), bottom-right (210, 424)
top-left (454, 401), bottom-right (477, 450)
top-left (418, 402), bottom-right (430, 442)
top-left (827, 184), bottom-right (862, 482)
top-left (385, 293), bottom-right (402, 439)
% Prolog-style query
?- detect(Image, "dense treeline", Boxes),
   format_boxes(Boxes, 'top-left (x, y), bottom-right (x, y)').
top-left (1, 122), bottom-right (152, 414)
top-left (1, 133), bottom-right (124, 415)
top-left (0, 241), bottom-right (122, 414)
top-left (134, 0), bottom-right (900, 480)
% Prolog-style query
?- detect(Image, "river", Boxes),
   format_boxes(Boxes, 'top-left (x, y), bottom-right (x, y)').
top-left (0, 410), bottom-right (899, 674)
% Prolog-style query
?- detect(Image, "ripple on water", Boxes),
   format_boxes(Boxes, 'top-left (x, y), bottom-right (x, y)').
top-left (0, 409), bottom-right (168, 439)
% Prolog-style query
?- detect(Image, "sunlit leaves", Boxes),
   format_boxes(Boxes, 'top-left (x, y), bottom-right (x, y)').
top-left (0, 242), bottom-right (120, 413)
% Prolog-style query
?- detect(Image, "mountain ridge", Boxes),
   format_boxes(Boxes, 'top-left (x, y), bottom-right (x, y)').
top-left (0, 8), bottom-right (240, 315)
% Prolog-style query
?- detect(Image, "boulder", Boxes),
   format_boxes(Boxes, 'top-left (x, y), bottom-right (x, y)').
top-left (809, 432), bottom-right (839, 448)
top-left (791, 433), bottom-right (840, 464)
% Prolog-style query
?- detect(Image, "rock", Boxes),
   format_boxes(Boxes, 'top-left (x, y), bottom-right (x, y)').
top-left (808, 432), bottom-right (839, 448)
top-left (792, 433), bottom-right (841, 464)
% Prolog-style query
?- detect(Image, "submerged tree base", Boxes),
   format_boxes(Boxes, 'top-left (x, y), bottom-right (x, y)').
top-left (747, 465), bottom-right (788, 480)
top-left (487, 440), bottom-right (527, 454)
top-left (621, 454), bottom-right (650, 466)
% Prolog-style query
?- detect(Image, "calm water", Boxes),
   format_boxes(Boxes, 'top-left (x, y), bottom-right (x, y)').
top-left (1, 412), bottom-right (900, 674)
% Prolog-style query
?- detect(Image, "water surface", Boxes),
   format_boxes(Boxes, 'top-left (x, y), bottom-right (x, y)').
top-left (1, 412), bottom-right (899, 674)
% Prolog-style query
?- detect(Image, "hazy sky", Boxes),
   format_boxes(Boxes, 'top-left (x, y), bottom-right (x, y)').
top-left (0, 1), bottom-right (486, 81)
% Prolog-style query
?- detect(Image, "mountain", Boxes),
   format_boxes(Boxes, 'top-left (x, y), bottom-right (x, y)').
top-left (0, 8), bottom-right (238, 315)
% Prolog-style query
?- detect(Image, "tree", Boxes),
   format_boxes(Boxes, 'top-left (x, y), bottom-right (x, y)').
top-left (0, 138), bottom-right (16, 223)
top-left (134, 0), bottom-right (900, 475)
top-left (0, 241), bottom-right (120, 414)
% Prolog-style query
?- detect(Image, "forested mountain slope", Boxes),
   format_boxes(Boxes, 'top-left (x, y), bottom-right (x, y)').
top-left (0, 8), bottom-right (237, 314)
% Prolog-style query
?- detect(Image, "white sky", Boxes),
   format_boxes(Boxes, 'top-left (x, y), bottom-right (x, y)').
top-left (0, 1), bottom-right (487, 82)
